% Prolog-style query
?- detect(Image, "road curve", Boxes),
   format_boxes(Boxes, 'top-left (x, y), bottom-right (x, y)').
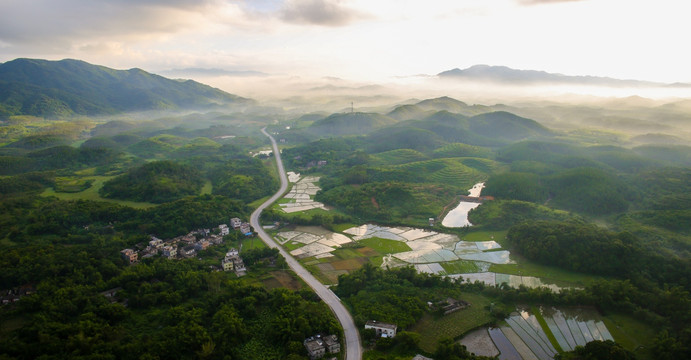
top-left (250, 128), bottom-right (362, 360)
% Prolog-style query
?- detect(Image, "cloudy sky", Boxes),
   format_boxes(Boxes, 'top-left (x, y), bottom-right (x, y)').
top-left (1, 0), bottom-right (689, 84)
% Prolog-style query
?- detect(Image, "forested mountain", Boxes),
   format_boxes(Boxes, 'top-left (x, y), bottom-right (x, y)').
top-left (0, 58), bottom-right (252, 117)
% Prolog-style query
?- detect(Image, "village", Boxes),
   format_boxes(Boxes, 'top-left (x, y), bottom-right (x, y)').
top-left (119, 217), bottom-right (253, 276)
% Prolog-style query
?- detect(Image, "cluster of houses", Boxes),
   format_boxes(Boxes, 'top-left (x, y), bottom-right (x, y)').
top-left (120, 217), bottom-right (252, 268)
top-left (303, 334), bottom-right (340, 360)
top-left (1, 285), bottom-right (35, 306)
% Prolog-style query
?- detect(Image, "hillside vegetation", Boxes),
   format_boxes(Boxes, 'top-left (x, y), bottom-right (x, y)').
top-left (0, 58), bottom-right (250, 117)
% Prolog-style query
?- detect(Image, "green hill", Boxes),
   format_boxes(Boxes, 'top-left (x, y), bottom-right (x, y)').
top-left (307, 112), bottom-right (397, 136)
top-left (468, 111), bottom-right (552, 141)
top-left (0, 58), bottom-right (252, 117)
top-left (387, 104), bottom-right (434, 121)
top-left (370, 149), bottom-right (430, 165)
top-left (99, 160), bottom-right (204, 203)
top-left (414, 96), bottom-right (493, 116)
top-left (364, 126), bottom-right (446, 153)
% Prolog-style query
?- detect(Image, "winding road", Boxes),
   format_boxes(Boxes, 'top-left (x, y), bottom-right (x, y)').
top-left (250, 128), bottom-right (362, 360)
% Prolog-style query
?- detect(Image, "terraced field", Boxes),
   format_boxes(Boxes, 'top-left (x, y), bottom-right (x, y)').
top-left (393, 158), bottom-right (487, 188)
top-left (371, 148), bottom-right (429, 165)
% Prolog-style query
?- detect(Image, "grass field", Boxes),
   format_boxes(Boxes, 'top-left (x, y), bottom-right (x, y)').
top-left (200, 181), bottom-right (212, 195)
top-left (357, 237), bottom-right (412, 254)
top-left (41, 176), bottom-right (156, 209)
top-left (462, 230), bottom-right (508, 243)
top-left (410, 292), bottom-right (494, 353)
top-left (440, 260), bottom-right (482, 274)
top-left (489, 254), bottom-right (602, 286)
top-left (602, 313), bottom-right (656, 359)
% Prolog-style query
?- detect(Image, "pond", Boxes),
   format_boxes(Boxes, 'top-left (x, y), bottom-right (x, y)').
top-left (441, 182), bottom-right (485, 227)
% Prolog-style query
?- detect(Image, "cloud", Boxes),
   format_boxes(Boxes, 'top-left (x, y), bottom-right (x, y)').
top-left (280, 0), bottom-right (367, 26)
top-left (518, 0), bottom-right (586, 5)
top-left (0, 0), bottom-right (226, 49)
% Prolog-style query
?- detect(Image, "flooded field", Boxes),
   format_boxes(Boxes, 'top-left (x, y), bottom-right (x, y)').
top-left (280, 172), bottom-right (327, 213)
top-left (441, 182), bottom-right (485, 227)
top-left (466, 307), bottom-right (614, 360)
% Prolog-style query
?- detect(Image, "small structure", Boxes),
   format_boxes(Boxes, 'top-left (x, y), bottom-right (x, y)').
top-left (208, 234), bottom-right (224, 245)
top-left (219, 224), bottom-right (229, 236)
top-left (240, 222), bottom-right (251, 235)
top-left (120, 249), bottom-right (138, 264)
top-left (323, 334), bottom-right (340, 354)
top-left (149, 237), bottom-right (164, 248)
top-left (226, 248), bottom-right (239, 257)
top-left (365, 320), bottom-right (397, 338)
top-left (221, 258), bottom-right (234, 272)
top-left (162, 245), bottom-right (177, 259)
top-left (230, 217), bottom-right (242, 229)
top-left (429, 217), bottom-right (435, 226)
top-left (304, 334), bottom-right (340, 359)
top-left (180, 245), bottom-right (196, 258)
top-left (304, 337), bottom-right (325, 360)
top-left (194, 240), bottom-right (210, 251)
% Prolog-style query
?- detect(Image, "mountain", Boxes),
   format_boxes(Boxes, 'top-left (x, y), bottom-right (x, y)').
top-left (413, 96), bottom-right (494, 116)
top-left (438, 64), bottom-right (687, 87)
top-left (0, 58), bottom-right (252, 117)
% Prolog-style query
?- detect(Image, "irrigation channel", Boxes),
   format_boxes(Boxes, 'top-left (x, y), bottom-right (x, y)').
top-left (250, 128), bottom-right (362, 360)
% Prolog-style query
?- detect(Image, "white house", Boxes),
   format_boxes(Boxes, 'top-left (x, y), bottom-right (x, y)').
top-left (365, 320), bottom-right (397, 338)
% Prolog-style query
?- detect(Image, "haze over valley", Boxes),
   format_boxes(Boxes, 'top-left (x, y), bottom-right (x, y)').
top-left (1, 1), bottom-right (690, 360)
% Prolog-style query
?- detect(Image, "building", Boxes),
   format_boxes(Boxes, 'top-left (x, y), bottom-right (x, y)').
top-left (162, 245), bottom-right (177, 259)
top-left (365, 320), bottom-right (397, 338)
top-left (149, 237), bottom-right (164, 248)
top-left (230, 217), bottom-right (242, 229)
top-left (304, 338), bottom-right (326, 360)
top-left (194, 240), bottom-right (210, 251)
top-left (219, 224), bottom-right (229, 236)
top-left (120, 249), bottom-right (138, 264)
top-left (233, 257), bottom-right (246, 272)
top-left (208, 234), bottom-right (224, 245)
top-left (323, 334), bottom-right (340, 354)
top-left (180, 245), bottom-right (196, 258)
top-left (226, 248), bottom-right (239, 257)
top-left (221, 258), bottom-right (234, 271)
top-left (240, 222), bottom-right (251, 235)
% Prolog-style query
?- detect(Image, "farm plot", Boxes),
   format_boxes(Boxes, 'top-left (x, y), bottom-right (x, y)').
top-left (505, 311), bottom-right (557, 360)
top-left (540, 307), bottom-right (613, 351)
top-left (279, 174), bottom-right (327, 213)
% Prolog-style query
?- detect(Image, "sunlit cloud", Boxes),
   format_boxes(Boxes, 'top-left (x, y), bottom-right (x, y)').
top-left (279, 0), bottom-right (371, 26)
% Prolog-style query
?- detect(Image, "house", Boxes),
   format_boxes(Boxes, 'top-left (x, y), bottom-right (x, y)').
top-left (233, 257), bottom-right (246, 272)
top-left (230, 217), bottom-right (242, 229)
top-left (208, 234), bottom-right (224, 245)
top-left (429, 218), bottom-right (435, 226)
top-left (149, 237), bottom-right (163, 248)
top-left (162, 245), bottom-right (177, 259)
top-left (317, 160), bottom-right (327, 166)
top-left (226, 248), bottom-right (239, 257)
top-left (365, 320), bottom-right (397, 338)
top-left (323, 334), bottom-right (340, 354)
top-left (222, 258), bottom-right (234, 271)
top-left (120, 249), bottom-right (138, 264)
top-left (219, 224), bottom-right (229, 236)
top-left (180, 245), bottom-right (196, 258)
top-left (304, 337), bottom-right (326, 359)
top-left (194, 240), bottom-right (210, 251)
top-left (240, 222), bottom-right (251, 235)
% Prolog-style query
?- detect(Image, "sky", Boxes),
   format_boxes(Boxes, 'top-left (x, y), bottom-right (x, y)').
top-left (1, 0), bottom-right (690, 87)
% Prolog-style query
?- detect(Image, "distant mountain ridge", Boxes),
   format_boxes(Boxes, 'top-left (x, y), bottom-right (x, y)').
top-left (438, 64), bottom-right (690, 87)
top-left (0, 58), bottom-right (252, 117)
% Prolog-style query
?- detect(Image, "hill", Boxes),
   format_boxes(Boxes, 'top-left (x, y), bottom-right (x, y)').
top-left (306, 112), bottom-right (397, 136)
top-left (0, 58), bottom-right (252, 117)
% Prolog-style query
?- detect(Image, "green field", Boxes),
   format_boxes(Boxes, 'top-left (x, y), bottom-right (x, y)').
top-left (489, 253), bottom-right (603, 286)
top-left (409, 292), bottom-right (494, 353)
top-left (440, 260), bottom-right (482, 274)
top-left (461, 230), bottom-right (508, 243)
top-left (41, 176), bottom-right (156, 209)
top-left (357, 237), bottom-right (412, 254)
top-left (602, 313), bottom-right (656, 358)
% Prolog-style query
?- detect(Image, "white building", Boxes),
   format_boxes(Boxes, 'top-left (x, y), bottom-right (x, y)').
top-left (365, 320), bottom-right (397, 338)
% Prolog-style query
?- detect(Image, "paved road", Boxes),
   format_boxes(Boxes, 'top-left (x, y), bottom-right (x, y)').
top-left (250, 128), bottom-right (362, 360)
